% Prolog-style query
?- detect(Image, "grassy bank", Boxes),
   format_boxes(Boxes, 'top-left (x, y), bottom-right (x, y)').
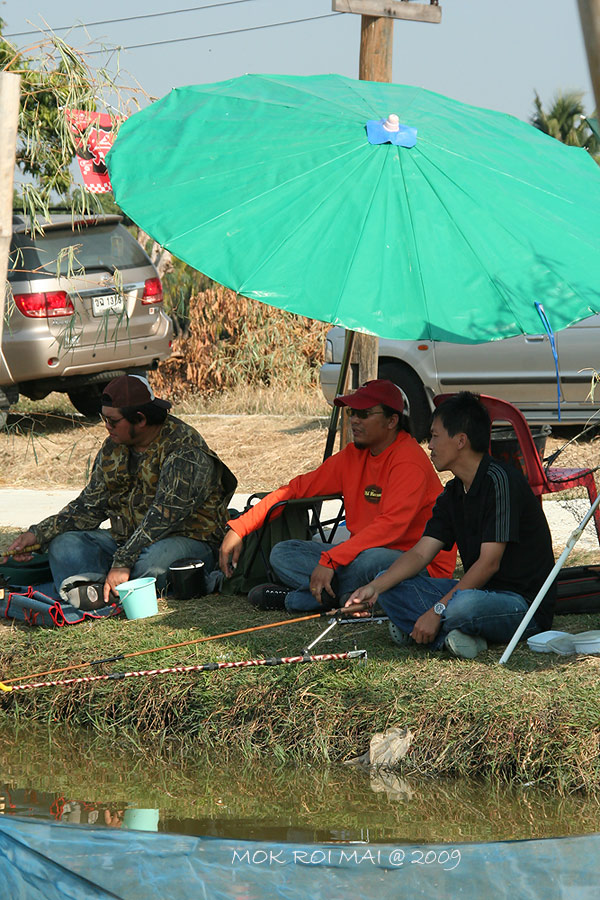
top-left (2, 591), bottom-right (600, 794)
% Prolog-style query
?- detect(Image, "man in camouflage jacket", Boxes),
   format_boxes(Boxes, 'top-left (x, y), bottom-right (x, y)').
top-left (6, 375), bottom-right (237, 609)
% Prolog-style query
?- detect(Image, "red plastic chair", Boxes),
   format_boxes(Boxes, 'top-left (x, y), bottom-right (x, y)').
top-left (433, 393), bottom-right (600, 547)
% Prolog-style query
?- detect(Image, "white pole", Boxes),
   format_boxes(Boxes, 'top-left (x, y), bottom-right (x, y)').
top-left (499, 492), bottom-right (600, 665)
top-left (0, 73), bottom-right (21, 344)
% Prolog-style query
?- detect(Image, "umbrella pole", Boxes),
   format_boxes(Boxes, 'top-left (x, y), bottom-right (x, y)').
top-left (499, 492), bottom-right (600, 665)
top-left (323, 330), bottom-right (356, 461)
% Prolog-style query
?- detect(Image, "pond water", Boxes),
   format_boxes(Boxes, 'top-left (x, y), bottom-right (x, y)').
top-left (1, 723), bottom-right (599, 845)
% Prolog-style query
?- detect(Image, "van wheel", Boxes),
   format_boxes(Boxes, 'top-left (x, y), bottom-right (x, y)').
top-left (378, 362), bottom-right (431, 442)
top-left (67, 384), bottom-right (109, 418)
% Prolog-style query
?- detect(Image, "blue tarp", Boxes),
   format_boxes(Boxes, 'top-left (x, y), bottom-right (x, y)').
top-left (0, 815), bottom-right (599, 899)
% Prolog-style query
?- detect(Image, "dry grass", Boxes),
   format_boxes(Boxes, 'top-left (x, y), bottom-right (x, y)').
top-left (184, 412), bottom-right (329, 493)
top-left (0, 394), bottom-right (330, 493)
top-left (174, 383), bottom-right (330, 418)
top-left (2, 396), bottom-right (600, 500)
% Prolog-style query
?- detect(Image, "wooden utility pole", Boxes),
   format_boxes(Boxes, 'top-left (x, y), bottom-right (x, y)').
top-left (333, 1), bottom-right (441, 447)
top-left (0, 73), bottom-right (21, 350)
top-left (577, 0), bottom-right (600, 114)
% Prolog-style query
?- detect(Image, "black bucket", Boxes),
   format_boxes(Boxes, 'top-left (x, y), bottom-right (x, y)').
top-left (490, 425), bottom-right (551, 478)
top-left (168, 558), bottom-right (207, 601)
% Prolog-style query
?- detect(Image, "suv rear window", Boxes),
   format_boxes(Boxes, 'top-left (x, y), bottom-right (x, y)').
top-left (9, 224), bottom-right (150, 282)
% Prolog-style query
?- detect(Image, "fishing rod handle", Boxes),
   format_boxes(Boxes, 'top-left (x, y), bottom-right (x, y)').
top-left (328, 600), bottom-right (374, 616)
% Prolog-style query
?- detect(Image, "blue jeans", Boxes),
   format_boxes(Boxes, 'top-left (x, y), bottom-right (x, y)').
top-left (269, 540), bottom-right (403, 612)
top-left (377, 574), bottom-right (540, 649)
top-left (41, 529), bottom-right (215, 596)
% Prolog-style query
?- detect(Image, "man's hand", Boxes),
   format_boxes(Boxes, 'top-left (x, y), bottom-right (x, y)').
top-left (344, 584), bottom-right (378, 617)
top-left (309, 564), bottom-right (335, 603)
top-left (219, 529), bottom-right (243, 578)
top-left (104, 567), bottom-right (130, 604)
top-left (2, 531), bottom-right (38, 563)
top-left (411, 608), bottom-right (443, 645)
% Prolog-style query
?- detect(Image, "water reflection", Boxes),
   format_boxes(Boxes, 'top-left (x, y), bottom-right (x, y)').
top-left (1, 723), bottom-right (599, 844)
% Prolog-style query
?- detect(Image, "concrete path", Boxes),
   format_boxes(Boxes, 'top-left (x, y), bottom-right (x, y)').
top-left (0, 489), bottom-right (597, 553)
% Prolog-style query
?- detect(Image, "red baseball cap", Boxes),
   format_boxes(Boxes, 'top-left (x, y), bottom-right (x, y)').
top-left (101, 374), bottom-right (171, 410)
top-left (334, 379), bottom-right (404, 414)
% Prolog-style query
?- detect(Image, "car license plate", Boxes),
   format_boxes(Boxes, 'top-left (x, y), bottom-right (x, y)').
top-left (92, 294), bottom-right (124, 316)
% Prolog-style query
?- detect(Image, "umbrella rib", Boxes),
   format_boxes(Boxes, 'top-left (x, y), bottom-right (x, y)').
top-left (256, 73), bottom-right (408, 121)
top-left (171, 143), bottom-right (367, 243)
top-left (323, 153), bottom-right (393, 326)
top-left (409, 152), bottom-right (591, 333)
top-left (238, 148), bottom-right (378, 305)
top-left (191, 73), bottom-right (382, 123)
top-left (422, 140), bottom-right (580, 205)
top-left (411, 152), bottom-right (526, 329)
top-left (393, 149), bottom-right (431, 339)
top-left (161, 137), bottom-right (359, 194)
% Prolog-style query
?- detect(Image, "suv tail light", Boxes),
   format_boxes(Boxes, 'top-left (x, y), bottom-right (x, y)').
top-left (13, 291), bottom-right (75, 318)
top-left (141, 277), bottom-right (163, 305)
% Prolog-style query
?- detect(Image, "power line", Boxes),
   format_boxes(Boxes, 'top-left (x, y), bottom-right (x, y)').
top-left (87, 12), bottom-right (341, 54)
top-left (4, 0), bottom-right (259, 38)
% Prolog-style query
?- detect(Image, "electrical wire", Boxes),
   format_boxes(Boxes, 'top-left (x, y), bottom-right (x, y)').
top-left (86, 13), bottom-right (341, 54)
top-left (4, 0), bottom-right (259, 37)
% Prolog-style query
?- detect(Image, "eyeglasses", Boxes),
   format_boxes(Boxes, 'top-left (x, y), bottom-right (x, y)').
top-left (101, 413), bottom-right (125, 428)
top-left (348, 408), bottom-right (384, 419)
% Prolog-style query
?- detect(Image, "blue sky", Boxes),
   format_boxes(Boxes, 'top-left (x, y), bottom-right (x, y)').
top-left (2, 0), bottom-right (595, 123)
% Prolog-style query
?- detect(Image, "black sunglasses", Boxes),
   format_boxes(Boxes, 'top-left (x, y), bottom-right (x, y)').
top-left (101, 413), bottom-right (125, 428)
top-left (348, 408), bottom-right (384, 419)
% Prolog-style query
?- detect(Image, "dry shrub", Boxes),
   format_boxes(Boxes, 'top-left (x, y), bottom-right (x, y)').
top-left (151, 287), bottom-right (330, 403)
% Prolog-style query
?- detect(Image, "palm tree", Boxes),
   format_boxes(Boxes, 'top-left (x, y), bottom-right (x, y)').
top-left (531, 90), bottom-right (600, 162)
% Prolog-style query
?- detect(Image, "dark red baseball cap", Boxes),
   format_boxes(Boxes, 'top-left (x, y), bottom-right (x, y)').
top-left (101, 375), bottom-right (171, 410)
top-left (334, 379), bottom-right (404, 414)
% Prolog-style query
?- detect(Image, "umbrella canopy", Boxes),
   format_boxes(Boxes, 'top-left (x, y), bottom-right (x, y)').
top-left (108, 74), bottom-right (600, 343)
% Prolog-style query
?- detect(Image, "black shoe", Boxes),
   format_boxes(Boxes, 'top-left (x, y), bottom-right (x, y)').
top-left (247, 583), bottom-right (289, 610)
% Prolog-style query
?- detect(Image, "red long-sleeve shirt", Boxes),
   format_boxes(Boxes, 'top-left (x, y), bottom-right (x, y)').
top-left (228, 432), bottom-right (456, 578)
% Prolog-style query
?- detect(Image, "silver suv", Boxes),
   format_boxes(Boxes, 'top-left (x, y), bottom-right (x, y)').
top-left (2, 214), bottom-right (173, 423)
top-left (320, 323), bottom-right (600, 441)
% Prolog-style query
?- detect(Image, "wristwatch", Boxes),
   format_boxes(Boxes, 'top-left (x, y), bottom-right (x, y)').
top-left (433, 602), bottom-right (446, 616)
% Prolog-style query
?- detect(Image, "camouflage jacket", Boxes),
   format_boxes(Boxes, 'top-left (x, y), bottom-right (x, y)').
top-left (31, 416), bottom-right (237, 569)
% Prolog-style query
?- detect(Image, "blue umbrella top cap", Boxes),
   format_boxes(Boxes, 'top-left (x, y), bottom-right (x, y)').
top-left (366, 114), bottom-right (417, 147)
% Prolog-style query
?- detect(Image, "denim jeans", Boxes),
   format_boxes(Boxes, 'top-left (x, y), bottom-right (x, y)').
top-left (41, 529), bottom-right (215, 596)
top-left (377, 573), bottom-right (540, 649)
top-left (269, 539), bottom-right (403, 612)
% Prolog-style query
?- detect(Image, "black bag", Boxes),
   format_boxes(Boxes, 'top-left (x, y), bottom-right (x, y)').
top-left (222, 495), bottom-right (312, 595)
top-left (555, 565), bottom-right (600, 615)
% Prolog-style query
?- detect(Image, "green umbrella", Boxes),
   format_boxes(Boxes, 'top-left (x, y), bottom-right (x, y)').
top-left (108, 73), bottom-right (600, 343)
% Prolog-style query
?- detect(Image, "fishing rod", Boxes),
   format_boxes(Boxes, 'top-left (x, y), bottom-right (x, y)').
top-left (0, 602), bottom-right (373, 689)
top-left (0, 543), bottom-right (42, 558)
top-left (0, 650), bottom-right (368, 693)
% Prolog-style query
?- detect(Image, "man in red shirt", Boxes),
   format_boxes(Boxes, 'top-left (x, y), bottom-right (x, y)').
top-left (219, 380), bottom-right (456, 611)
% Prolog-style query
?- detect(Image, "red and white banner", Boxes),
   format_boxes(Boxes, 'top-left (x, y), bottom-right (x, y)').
top-left (65, 109), bottom-right (123, 194)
